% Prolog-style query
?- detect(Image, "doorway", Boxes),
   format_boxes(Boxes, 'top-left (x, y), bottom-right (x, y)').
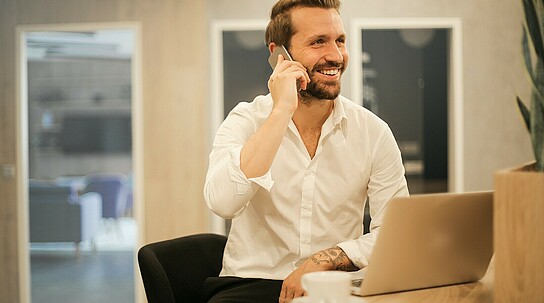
top-left (17, 24), bottom-right (144, 303)
top-left (350, 18), bottom-right (464, 193)
top-left (210, 20), bottom-right (269, 234)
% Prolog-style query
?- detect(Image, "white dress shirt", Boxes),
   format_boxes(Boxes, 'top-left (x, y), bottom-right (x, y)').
top-left (204, 94), bottom-right (408, 280)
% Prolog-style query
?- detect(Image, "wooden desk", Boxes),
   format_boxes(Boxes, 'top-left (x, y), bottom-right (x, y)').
top-left (352, 260), bottom-right (494, 303)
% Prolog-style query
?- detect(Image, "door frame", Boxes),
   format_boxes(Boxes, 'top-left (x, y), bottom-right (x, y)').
top-left (209, 19), bottom-right (268, 234)
top-left (350, 18), bottom-right (464, 192)
top-left (15, 22), bottom-right (145, 303)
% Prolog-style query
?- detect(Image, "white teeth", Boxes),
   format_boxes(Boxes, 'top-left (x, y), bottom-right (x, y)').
top-left (320, 69), bottom-right (339, 75)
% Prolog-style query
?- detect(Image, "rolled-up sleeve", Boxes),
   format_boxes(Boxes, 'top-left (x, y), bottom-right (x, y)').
top-left (204, 103), bottom-right (274, 219)
top-left (337, 126), bottom-right (409, 268)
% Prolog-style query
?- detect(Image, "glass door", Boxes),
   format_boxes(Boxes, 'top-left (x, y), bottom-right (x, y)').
top-left (361, 28), bottom-right (449, 194)
top-left (350, 18), bottom-right (464, 194)
top-left (24, 29), bottom-right (138, 303)
top-left (210, 21), bottom-right (269, 234)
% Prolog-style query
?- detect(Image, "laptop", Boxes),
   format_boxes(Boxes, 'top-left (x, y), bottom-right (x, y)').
top-left (350, 191), bottom-right (493, 296)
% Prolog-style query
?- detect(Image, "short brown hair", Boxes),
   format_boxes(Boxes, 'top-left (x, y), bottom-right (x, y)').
top-left (265, 0), bottom-right (341, 49)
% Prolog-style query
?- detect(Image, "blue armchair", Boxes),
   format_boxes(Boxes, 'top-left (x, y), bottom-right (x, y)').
top-left (83, 173), bottom-right (128, 220)
top-left (29, 180), bottom-right (102, 254)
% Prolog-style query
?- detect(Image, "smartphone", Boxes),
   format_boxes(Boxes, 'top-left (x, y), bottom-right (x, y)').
top-left (268, 45), bottom-right (293, 69)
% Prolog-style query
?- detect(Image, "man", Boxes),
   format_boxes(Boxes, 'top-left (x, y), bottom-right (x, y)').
top-left (204, 0), bottom-right (409, 302)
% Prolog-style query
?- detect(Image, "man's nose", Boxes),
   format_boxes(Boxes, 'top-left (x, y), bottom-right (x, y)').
top-left (324, 43), bottom-right (343, 62)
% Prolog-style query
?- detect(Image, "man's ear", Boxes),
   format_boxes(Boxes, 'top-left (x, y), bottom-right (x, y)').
top-left (268, 42), bottom-right (277, 54)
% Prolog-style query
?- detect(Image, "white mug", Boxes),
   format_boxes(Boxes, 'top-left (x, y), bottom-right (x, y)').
top-left (301, 271), bottom-right (351, 303)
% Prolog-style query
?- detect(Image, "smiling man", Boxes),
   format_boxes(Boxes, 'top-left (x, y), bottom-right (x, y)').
top-left (204, 0), bottom-right (409, 302)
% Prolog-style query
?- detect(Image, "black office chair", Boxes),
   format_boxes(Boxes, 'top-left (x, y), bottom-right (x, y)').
top-left (138, 233), bottom-right (227, 303)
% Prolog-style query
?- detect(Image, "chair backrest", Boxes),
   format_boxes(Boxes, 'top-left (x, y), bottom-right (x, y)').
top-left (84, 173), bottom-right (127, 218)
top-left (29, 180), bottom-right (75, 204)
top-left (138, 233), bottom-right (227, 303)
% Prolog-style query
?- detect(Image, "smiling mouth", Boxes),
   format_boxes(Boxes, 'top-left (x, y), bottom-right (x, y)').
top-left (316, 68), bottom-right (340, 77)
top-left (317, 68), bottom-right (340, 76)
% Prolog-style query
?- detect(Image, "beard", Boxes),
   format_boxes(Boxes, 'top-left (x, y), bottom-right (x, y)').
top-left (299, 62), bottom-right (344, 103)
top-left (299, 78), bottom-right (341, 101)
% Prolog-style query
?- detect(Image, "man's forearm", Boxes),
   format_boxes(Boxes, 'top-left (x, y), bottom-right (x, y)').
top-left (310, 247), bottom-right (358, 272)
top-left (240, 108), bottom-right (292, 178)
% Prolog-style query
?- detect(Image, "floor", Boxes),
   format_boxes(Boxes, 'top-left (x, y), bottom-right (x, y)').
top-left (31, 251), bottom-right (135, 303)
top-left (30, 218), bottom-right (137, 303)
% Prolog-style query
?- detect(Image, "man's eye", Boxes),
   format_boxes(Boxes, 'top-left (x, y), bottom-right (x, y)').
top-left (313, 39), bottom-right (325, 45)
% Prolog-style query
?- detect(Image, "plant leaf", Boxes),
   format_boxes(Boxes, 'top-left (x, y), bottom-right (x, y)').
top-left (517, 96), bottom-right (532, 132)
top-left (530, 92), bottom-right (544, 170)
top-left (523, 27), bottom-right (534, 76)
top-left (523, 0), bottom-right (544, 61)
top-left (539, 100), bottom-right (544, 171)
top-left (535, 59), bottom-right (544, 110)
top-left (521, 27), bottom-right (544, 99)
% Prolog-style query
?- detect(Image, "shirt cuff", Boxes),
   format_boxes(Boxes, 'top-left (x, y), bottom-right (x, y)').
top-left (337, 240), bottom-right (369, 269)
top-left (228, 147), bottom-right (274, 192)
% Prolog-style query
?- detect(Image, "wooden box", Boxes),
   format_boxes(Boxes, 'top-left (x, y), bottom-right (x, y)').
top-left (494, 164), bottom-right (544, 303)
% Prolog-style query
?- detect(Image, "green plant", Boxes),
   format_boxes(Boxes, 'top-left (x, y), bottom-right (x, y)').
top-left (518, 0), bottom-right (544, 171)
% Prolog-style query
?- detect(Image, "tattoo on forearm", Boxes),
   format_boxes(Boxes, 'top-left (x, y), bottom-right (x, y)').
top-left (310, 247), bottom-right (358, 271)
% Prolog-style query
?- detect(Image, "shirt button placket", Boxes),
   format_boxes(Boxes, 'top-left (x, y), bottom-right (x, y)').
top-left (299, 167), bottom-right (315, 258)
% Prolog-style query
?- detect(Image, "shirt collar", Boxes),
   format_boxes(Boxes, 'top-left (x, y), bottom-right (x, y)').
top-left (331, 96), bottom-right (348, 126)
top-left (319, 96), bottom-right (348, 140)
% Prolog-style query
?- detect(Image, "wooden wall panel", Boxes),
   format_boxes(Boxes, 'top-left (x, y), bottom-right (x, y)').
top-left (0, 0), bottom-right (21, 301)
top-left (0, 0), bottom-right (209, 302)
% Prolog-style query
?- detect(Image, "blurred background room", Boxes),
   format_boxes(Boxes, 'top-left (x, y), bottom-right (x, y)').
top-left (0, 0), bottom-right (534, 302)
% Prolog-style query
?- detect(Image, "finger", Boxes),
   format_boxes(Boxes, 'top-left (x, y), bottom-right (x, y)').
top-left (300, 70), bottom-right (310, 90)
top-left (293, 289), bottom-right (305, 298)
top-left (278, 290), bottom-right (294, 303)
top-left (275, 54), bottom-right (286, 70)
top-left (282, 281), bottom-right (297, 299)
top-left (279, 282), bottom-right (288, 301)
top-left (275, 58), bottom-right (306, 73)
top-left (283, 65), bottom-right (310, 90)
top-left (271, 68), bottom-right (306, 91)
top-left (287, 70), bottom-right (310, 90)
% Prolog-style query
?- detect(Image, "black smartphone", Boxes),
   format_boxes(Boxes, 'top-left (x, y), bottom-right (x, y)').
top-left (268, 45), bottom-right (293, 69)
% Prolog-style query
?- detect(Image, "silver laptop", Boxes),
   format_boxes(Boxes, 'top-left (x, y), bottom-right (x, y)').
top-left (351, 191), bottom-right (493, 296)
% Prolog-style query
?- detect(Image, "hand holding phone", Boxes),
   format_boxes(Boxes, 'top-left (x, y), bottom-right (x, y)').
top-left (268, 45), bottom-right (293, 69)
top-left (268, 45), bottom-right (309, 93)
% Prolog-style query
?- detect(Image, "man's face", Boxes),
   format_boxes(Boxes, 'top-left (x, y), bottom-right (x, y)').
top-left (288, 7), bottom-right (349, 101)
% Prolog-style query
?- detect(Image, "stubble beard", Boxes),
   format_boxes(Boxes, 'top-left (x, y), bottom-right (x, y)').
top-left (299, 79), bottom-right (341, 104)
top-left (299, 64), bottom-right (343, 104)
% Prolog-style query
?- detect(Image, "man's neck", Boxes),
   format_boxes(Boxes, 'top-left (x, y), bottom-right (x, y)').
top-left (292, 97), bottom-right (334, 132)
